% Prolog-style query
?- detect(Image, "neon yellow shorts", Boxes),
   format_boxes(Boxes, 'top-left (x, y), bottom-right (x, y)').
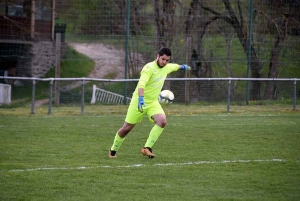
top-left (125, 100), bottom-right (165, 124)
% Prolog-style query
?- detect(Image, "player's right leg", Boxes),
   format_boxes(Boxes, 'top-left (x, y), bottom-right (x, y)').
top-left (109, 122), bottom-right (135, 158)
top-left (109, 101), bottom-right (144, 158)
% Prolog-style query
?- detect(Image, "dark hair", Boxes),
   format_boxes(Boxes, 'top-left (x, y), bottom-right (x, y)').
top-left (158, 47), bottom-right (172, 57)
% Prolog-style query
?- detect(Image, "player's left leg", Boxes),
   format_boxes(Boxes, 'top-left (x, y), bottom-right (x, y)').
top-left (142, 103), bottom-right (166, 158)
top-left (141, 119), bottom-right (165, 158)
top-left (144, 114), bottom-right (166, 148)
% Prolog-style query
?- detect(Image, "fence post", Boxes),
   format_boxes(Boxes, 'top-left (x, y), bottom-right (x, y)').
top-left (91, 84), bottom-right (96, 104)
top-left (227, 78), bottom-right (231, 113)
top-left (293, 79), bottom-right (297, 111)
top-left (81, 79), bottom-right (85, 114)
top-left (48, 79), bottom-right (53, 115)
top-left (123, 0), bottom-right (130, 105)
top-left (246, 0), bottom-right (253, 105)
top-left (185, 37), bottom-right (191, 104)
top-left (31, 79), bottom-right (36, 114)
top-left (55, 33), bottom-right (61, 106)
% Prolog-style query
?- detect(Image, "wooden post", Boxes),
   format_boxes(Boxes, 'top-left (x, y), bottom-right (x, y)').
top-left (31, 0), bottom-right (35, 39)
top-left (55, 33), bottom-right (61, 106)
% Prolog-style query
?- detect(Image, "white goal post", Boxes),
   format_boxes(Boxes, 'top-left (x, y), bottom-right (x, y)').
top-left (0, 83), bottom-right (11, 105)
top-left (91, 84), bottom-right (131, 104)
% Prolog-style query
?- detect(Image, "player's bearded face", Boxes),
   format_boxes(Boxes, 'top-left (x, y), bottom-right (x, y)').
top-left (157, 55), bottom-right (170, 68)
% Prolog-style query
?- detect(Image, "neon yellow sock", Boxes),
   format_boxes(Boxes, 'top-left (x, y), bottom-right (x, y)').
top-left (144, 124), bottom-right (164, 148)
top-left (110, 132), bottom-right (125, 151)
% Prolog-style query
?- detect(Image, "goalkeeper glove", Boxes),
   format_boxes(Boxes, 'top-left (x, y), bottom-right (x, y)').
top-left (181, 64), bottom-right (191, 70)
top-left (138, 96), bottom-right (145, 112)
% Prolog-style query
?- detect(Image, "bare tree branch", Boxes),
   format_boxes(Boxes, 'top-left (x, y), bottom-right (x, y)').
top-left (200, 4), bottom-right (233, 24)
top-left (223, 0), bottom-right (241, 29)
top-left (237, 0), bottom-right (244, 32)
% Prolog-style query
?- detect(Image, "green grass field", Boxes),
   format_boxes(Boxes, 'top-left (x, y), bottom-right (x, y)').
top-left (1, 105), bottom-right (300, 200)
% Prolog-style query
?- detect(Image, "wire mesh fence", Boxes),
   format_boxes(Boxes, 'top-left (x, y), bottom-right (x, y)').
top-left (0, 0), bottom-right (299, 110)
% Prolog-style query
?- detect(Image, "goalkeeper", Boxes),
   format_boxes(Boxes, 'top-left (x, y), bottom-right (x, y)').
top-left (109, 47), bottom-right (191, 158)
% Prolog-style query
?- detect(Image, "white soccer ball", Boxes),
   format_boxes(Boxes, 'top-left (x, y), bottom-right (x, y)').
top-left (158, 90), bottom-right (174, 105)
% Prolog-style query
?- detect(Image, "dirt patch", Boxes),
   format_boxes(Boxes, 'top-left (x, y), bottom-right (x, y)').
top-left (69, 42), bottom-right (126, 79)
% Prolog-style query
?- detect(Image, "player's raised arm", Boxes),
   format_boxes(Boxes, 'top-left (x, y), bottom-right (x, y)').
top-left (179, 64), bottom-right (191, 70)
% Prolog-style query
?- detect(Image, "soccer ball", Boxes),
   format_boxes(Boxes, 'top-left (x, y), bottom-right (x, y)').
top-left (158, 90), bottom-right (174, 105)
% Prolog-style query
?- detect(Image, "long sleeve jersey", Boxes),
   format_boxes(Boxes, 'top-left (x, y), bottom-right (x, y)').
top-left (132, 60), bottom-right (179, 104)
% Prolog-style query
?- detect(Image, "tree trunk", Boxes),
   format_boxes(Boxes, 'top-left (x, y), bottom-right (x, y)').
top-left (249, 58), bottom-right (262, 100)
top-left (264, 40), bottom-right (283, 99)
top-left (264, 16), bottom-right (288, 99)
top-left (153, 0), bottom-right (175, 51)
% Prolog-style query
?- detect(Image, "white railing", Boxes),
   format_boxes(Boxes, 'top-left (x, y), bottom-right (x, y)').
top-left (0, 76), bottom-right (299, 114)
top-left (91, 84), bottom-right (131, 104)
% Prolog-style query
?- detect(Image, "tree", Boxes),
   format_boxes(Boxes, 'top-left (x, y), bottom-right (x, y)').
top-left (200, 0), bottom-right (262, 100)
top-left (200, 0), bottom-right (300, 100)
top-left (184, 0), bottom-right (218, 101)
top-left (153, 0), bottom-right (176, 51)
top-left (262, 0), bottom-right (300, 99)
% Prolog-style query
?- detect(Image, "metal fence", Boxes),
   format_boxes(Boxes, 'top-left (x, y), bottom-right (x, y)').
top-left (1, 0), bottom-right (299, 106)
top-left (0, 76), bottom-right (299, 114)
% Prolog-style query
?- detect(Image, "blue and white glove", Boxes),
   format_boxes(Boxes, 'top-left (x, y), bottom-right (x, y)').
top-left (181, 64), bottom-right (191, 70)
top-left (138, 96), bottom-right (146, 112)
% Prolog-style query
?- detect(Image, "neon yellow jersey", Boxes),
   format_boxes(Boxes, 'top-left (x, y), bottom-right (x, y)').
top-left (132, 60), bottom-right (179, 104)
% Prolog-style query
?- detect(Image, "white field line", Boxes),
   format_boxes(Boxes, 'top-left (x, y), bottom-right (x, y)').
top-left (7, 159), bottom-right (288, 173)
